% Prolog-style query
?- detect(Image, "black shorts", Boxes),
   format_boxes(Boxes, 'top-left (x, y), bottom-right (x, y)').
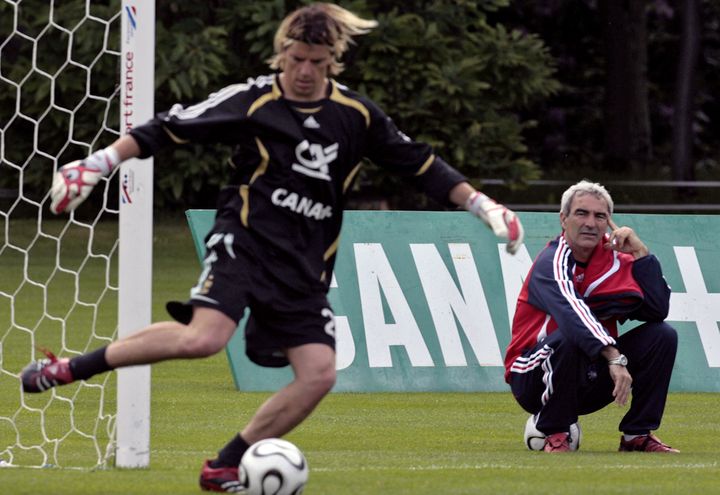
top-left (166, 222), bottom-right (336, 368)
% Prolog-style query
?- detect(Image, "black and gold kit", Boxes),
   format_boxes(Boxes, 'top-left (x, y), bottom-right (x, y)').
top-left (130, 75), bottom-right (466, 365)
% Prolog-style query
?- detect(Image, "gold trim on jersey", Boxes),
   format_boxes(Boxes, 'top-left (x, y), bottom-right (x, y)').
top-left (162, 125), bottom-right (189, 144)
top-left (414, 154), bottom-right (435, 176)
top-left (239, 185), bottom-right (249, 225)
top-left (323, 236), bottom-right (340, 262)
top-left (240, 137), bottom-right (271, 227)
top-left (293, 106), bottom-right (323, 114)
top-left (251, 138), bottom-right (270, 182)
top-left (247, 79), bottom-right (282, 116)
top-left (321, 231), bottom-right (342, 281)
top-left (321, 233), bottom-right (340, 281)
top-left (343, 162), bottom-right (363, 193)
top-left (329, 81), bottom-right (370, 128)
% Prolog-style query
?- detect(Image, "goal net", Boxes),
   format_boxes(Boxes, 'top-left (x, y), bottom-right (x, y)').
top-left (0, 0), bottom-right (153, 469)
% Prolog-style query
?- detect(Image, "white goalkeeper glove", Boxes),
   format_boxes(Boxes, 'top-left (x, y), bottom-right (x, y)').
top-left (466, 191), bottom-right (524, 255)
top-left (49, 147), bottom-right (120, 214)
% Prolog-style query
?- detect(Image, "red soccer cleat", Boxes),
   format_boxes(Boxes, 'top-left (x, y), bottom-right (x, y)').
top-left (199, 459), bottom-right (245, 493)
top-left (21, 348), bottom-right (75, 393)
top-left (619, 434), bottom-right (679, 453)
top-left (543, 432), bottom-right (571, 453)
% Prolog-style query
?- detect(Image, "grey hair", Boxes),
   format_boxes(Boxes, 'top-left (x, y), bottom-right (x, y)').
top-left (560, 180), bottom-right (614, 216)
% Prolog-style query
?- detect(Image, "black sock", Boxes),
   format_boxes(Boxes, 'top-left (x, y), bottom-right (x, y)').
top-left (69, 346), bottom-right (113, 380)
top-left (214, 434), bottom-right (250, 468)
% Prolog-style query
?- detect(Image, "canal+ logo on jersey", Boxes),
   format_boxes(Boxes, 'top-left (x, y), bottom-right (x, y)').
top-left (291, 140), bottom-right (338, 181)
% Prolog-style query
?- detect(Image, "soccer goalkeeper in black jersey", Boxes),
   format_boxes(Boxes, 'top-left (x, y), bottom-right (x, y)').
top-left (22, 3), bottom-right (524, 492)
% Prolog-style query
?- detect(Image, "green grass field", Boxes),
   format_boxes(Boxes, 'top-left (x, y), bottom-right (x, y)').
top-left (1, 216), bottom-right (719, 494)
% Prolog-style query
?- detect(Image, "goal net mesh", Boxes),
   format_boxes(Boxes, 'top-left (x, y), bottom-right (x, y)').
top-left (0, 0), bottom-right (122, 468)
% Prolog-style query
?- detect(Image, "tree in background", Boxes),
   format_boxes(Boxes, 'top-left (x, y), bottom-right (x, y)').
top-left (501, 0), bottom-right (720, 185)
top-left (341, 0), bottom-right (559, 207)
top-left (601, 0), bottom-right (652, 173)
top-left (0, 0), bottom-right (559, 210)
top-left (153, 0), bottom-right (559, 209)
top-left (672, 0), bottom-right (700, 184)
top-left (4, 1), bottom-right (719, 211)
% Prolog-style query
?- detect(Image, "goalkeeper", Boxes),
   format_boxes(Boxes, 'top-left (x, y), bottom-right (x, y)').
top-left (22, 2), bottom-right (523, 492)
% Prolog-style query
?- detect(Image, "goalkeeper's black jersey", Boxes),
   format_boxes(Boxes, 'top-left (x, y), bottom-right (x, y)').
top-left (130, 75), bottom-right (466, 292)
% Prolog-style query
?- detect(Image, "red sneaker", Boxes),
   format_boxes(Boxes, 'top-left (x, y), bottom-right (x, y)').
top-left (619, 434), bottom-right (679, 453)
top-left (199, 459), bottom-right (245, 493)
top-left (543, 432), bottom-right (571, 453)
top-left (21, 348), bottom-right (75, 393)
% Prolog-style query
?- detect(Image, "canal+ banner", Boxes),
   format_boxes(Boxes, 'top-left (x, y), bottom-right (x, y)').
top-left (185, 210), bottom-right (720, 392)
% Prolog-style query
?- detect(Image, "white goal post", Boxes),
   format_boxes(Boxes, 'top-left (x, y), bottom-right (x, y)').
top-left (117, 0), bottom-right (154, 469)
top-left (0, 0), bottom-right (154, 469)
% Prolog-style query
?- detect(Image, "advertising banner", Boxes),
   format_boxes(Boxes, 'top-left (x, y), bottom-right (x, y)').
top-left (186, 210), bottom-right (720, 392)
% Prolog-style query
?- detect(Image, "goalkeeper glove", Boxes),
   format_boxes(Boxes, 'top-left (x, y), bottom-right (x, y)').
top-left (49, 147), bottom-right (120, 214)
top-left (466, 191), bottom-right (524, 255)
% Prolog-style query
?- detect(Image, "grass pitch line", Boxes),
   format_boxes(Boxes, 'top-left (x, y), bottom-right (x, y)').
top-left (311, 461), bottom-right (719, 472)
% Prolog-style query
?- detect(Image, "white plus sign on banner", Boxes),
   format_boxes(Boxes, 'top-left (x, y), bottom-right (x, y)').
top-left (667, 246), bottom-right (720, 367)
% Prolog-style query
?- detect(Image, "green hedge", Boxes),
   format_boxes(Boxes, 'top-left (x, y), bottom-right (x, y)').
top-left (0, 0), bottom-right (559, 210)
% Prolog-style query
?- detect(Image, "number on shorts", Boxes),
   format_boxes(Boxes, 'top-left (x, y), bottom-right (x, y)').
top-left (321, 307), bottom-right (335, 337)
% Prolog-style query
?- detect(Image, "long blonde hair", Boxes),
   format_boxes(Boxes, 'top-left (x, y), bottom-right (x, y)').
top-left (268, 3), bottom-right (377, 75)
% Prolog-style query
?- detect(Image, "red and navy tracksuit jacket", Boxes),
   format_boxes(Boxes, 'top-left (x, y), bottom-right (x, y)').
top-left (503, 233), bottom-right (676, 435)
top-left (505, 236), bottom-right (656, 381)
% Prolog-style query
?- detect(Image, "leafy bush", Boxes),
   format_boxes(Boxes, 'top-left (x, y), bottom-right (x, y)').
top-left (1, 0), bottom-right (559, 210)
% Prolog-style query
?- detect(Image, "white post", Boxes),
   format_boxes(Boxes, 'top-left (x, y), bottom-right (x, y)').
top-left (117, 0), bottom-right (155, 468)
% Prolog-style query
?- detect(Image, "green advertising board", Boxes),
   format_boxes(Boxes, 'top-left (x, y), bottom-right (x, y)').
top-left (185, 210), bottom-right (720, 393)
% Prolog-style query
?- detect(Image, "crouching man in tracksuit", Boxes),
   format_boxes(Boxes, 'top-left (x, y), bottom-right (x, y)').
top-left (505, 180), bottom-right (679, 453)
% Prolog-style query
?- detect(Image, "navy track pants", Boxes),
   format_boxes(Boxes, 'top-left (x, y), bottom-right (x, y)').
top-left (509, 321), bottom-right (678, 435)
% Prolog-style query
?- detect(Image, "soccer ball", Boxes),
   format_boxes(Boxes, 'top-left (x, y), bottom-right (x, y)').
top-left (524, 414), bottom-right (582, 451)
top-left (239, 438), bottom-right (309, 495)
